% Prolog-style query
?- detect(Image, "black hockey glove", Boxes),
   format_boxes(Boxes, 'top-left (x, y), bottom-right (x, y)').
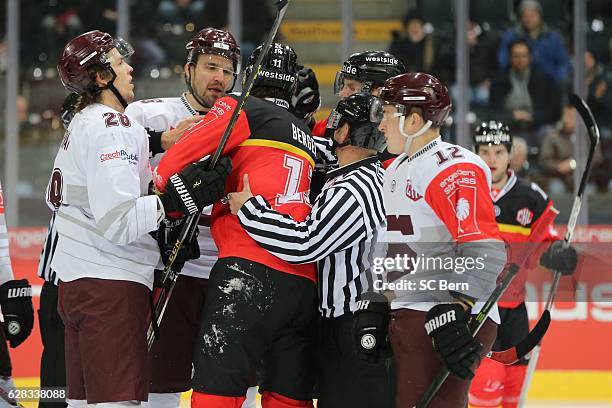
top-left (160, 156), bottom-right (232, 215)
top-left (291, 65), bottom-right (321, 122)
top-left (424, 303), bottom-right (482, 379)
top-left (157, 216), bottom-right (200, 270)
top-left (352, 292), bottom-right (390, 363)
top-left (0, 279), bottom-right (34, 348)
top-left (539, 240), bottom-right (578, 276)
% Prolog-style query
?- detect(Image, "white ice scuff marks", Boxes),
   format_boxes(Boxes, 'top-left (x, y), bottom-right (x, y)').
top-left (220, 277), bottom-right (246, 295)
top-left (202, 323), bottom-right (227, 354)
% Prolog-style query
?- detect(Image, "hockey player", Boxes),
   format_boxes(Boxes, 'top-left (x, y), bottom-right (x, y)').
top-left (227, 92), bottom-right (390, 407)
top-left (373, 72), bottom-right (508, 407)
top-left (125, 27), bottom-right (256, 408)
top-left (52, 30), bottom-right (229, 407)
top-left (469, 121), bottom-right (578, 408)
top-left (0, 180), bottom-right (34, 407)
top-left (37, 93), bottom-right (80, 408)
top-left (154, 43), bottom-right (318, 408)
top-left (309, 51), bottom-right (405, 200)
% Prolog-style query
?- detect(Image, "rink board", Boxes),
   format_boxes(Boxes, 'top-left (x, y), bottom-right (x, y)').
top-left (6, 225), bottom-right (612, 403)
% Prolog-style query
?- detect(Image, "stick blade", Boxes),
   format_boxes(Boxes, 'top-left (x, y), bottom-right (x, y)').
top-left (569, 93), bottom-right (600, 146)
top-left (517, 310), bottom-right (551, 357)
top-left (489, 310), bottom-right (551, 365)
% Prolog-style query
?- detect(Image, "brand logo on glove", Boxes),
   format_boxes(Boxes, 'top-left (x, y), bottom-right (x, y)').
top-left (7, 320), bottom-right (20, 335)
top-left (355, 299), bottom-right (370, 310)
top-left (192, 179), bottom-right (202, 188)
top-left (361, 333), bottom-right (376, 350)
top-left (7, 287), bottom-right (31, 298)
top-left (169, 174), bottom-right (199, 214)
top-left (424, 310), bottom-right (456, 334)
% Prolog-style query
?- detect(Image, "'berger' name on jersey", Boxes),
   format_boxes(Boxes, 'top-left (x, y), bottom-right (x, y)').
top-left (291, 123), bottom-right (317, 156)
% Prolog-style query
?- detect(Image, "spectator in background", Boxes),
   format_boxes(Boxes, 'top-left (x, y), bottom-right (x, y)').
top-left (388, 10), bottom-right (454, 84)
top-left (510, 136), bottom-right (529, 178)
top-left (451, 20), bottom-right (499, 108)
top-left (540, 104), bottom-right (604, 193)
top-left (202, 0), bottom-right (274, 66)
top-left (585, 50), bottom-right (612, 191)
top-left (586, 50), bottom-right (612, 138)
top-left (158, 0), bottom-right (205, 25)
top-left (498, 0), bottom-right (570, 85)
top-left (79, 0), bottom-right (117, 34)
top-left (39, 0), bottom-right (83, 66)
top-left (489, 39), bottom-right (561, 153)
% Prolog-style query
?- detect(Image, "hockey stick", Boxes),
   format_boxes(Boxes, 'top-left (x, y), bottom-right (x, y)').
top-left (517, 93), bottom-right (601, 407)
top-left (488, 310), bottom-right (550, 365)
top-left (414, 193), bottom-right (559, 408)
top-left (147, 0), bottom-right (291, 350)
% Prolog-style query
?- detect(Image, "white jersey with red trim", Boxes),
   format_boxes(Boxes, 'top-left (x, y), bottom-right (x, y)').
top-left (126, 95), bottom-right (216, 279)
top-left (382, 137), bottom-right (506, 321)
top-left (0, 181), bottom-right (15, 285)
top-left (47, 103), bottom-right (161, 289)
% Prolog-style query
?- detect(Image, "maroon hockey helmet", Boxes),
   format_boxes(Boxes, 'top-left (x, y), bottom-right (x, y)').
top-left (186, 28), bottom-right (241, 73)
top-left (57, 30), bottom-right (134, 94)
top-left (379, 72), bottom-right (452, 127)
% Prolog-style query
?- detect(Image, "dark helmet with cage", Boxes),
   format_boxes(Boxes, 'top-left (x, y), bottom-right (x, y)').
top-left (57, 30), bottom-right (134, 107)
top-left (473, 121), bottom-right (513, 152)
top-left (185, 27), bottom-right (241, 93)
top-left (327, 92), bottom-right (386, 151)
top-left (334, 51), bottom-right (405, 96)
top-left (244, 42), bottom-right (299, 102)
top-left (291, 65), bottom-right (321, 123)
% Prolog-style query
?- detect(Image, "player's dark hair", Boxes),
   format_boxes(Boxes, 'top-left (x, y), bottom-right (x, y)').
top-left (74, 66), bottom-right (113, 112)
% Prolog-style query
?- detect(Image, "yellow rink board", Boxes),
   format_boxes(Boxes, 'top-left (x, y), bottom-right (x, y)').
top-left (280, 20), bottom-right (402, 43)
top-left (13, 371), bottom-right (612, 406)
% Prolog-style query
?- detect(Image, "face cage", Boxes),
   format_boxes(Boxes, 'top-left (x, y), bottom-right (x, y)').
top-left (97, 37), bottom-right (134, 65)
top-left (327, 97), bottom-right (384, 131)
top-left (380, 102), bottom-right (408, 120)
top-left (333, 72), bottom-right (372, 96)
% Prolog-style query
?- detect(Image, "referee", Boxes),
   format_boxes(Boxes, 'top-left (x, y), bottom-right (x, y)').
top-left (228, 93), bottom-right (391, 408)
top-left (37, 212), bottom-right (66, 408)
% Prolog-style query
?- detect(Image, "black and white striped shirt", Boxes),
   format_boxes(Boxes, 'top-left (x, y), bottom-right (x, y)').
top-left (238, 156), bottom-right (386, 318)
top-left (37, 212), bottom-right (60, 285)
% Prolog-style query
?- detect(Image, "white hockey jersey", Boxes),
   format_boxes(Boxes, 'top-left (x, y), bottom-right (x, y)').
top-left (0, 181), bottom-right (15, 285)
top-left (125, 94), bottom-right (217, 279)
top-left (382, 137), bottom-right (506, 321)
top-left (47, 103), bottom-right (161, 289)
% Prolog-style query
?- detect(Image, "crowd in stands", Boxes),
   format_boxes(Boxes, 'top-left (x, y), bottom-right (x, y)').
top-left (388, 0), bottom-right (612, 192)
top-left (1, 0), bottom-right (611, 193)
top-left (0, 0), bottom-right (274, 76)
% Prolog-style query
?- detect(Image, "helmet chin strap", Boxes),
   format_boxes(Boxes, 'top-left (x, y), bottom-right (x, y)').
top-left (398, 116), bottom-right (432, 154)
top-left (101, 69), bottom-right (128, 109)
